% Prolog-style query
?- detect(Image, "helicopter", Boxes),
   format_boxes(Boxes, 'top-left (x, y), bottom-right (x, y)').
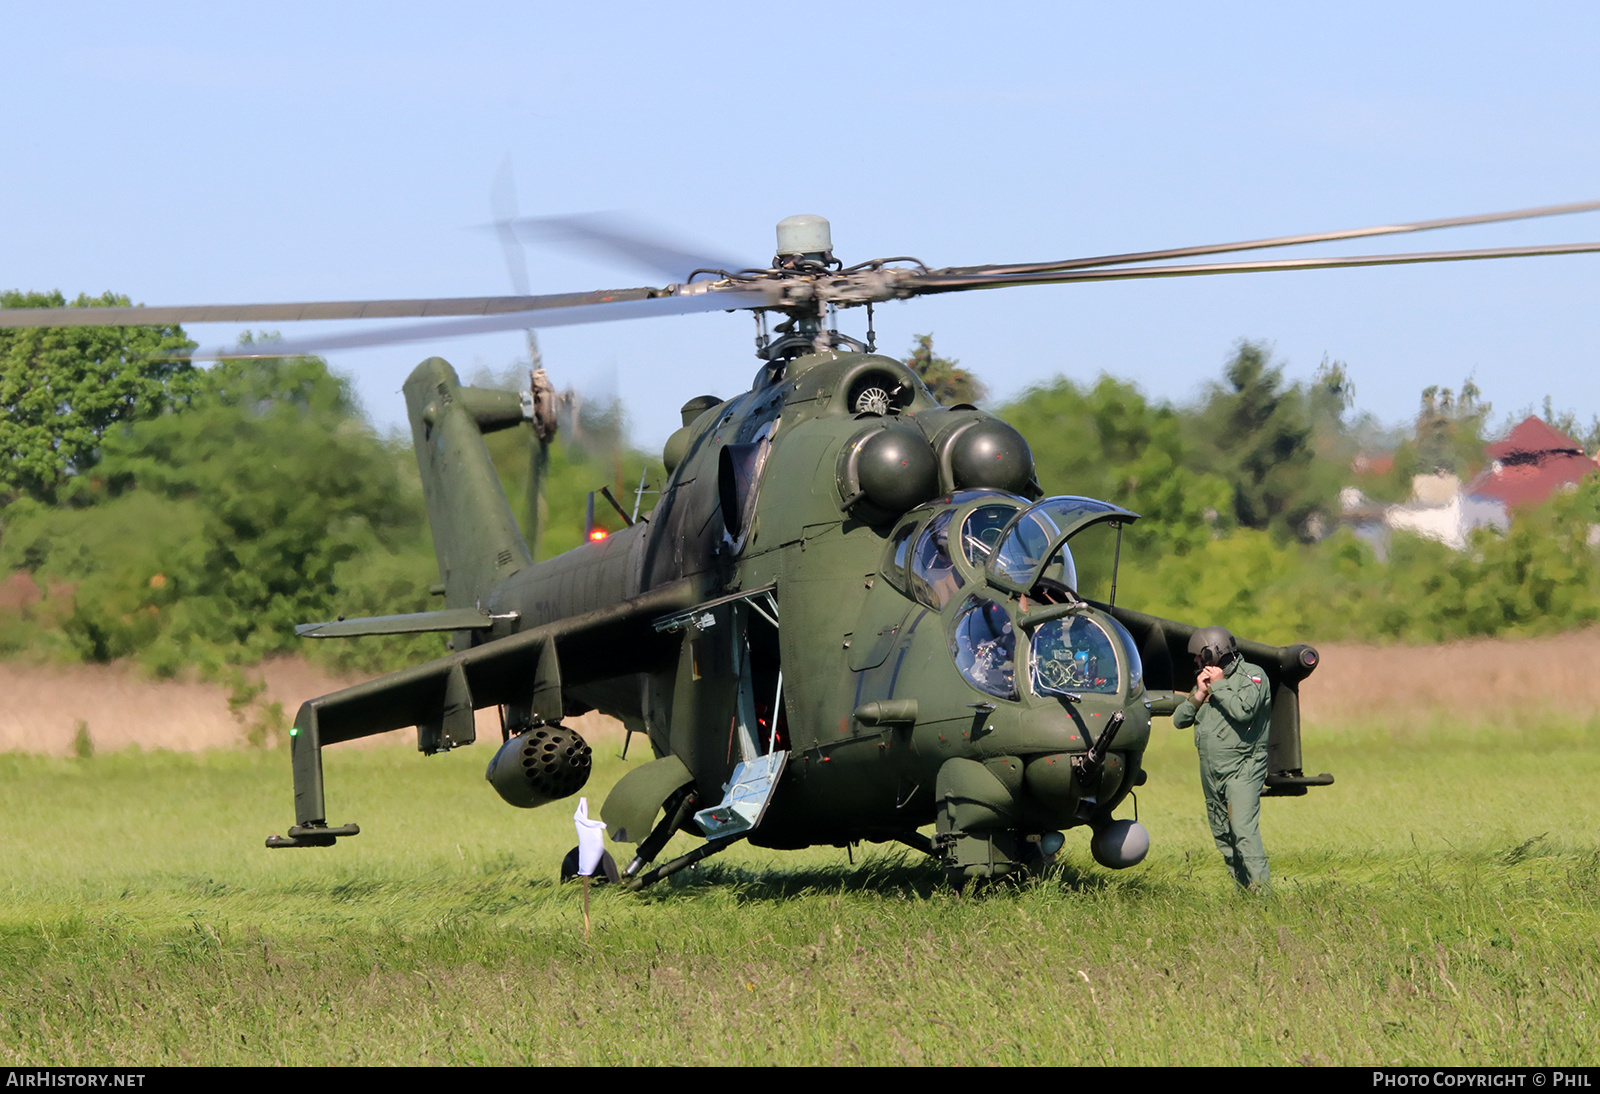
top-left (4, 199), bottom-right (1599, 886)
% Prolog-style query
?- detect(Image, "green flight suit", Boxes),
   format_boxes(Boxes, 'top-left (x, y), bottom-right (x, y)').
top-left (1173, 657), bottom-right (1272, 889)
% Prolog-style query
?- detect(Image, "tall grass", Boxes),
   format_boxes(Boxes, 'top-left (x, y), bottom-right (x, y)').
top-left (2, 715), bottom-right (1597, 1065)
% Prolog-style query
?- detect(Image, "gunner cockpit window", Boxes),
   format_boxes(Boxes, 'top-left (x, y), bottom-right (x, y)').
top-left (1028, 614), bottom-right (1144, 698)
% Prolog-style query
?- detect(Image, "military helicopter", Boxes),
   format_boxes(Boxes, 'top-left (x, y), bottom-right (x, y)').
top-left (5, 199), bottom-right (1599, 886)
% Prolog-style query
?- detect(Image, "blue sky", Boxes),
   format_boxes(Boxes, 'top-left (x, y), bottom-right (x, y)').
top-left (5, 2), bottom-right (1598, 447)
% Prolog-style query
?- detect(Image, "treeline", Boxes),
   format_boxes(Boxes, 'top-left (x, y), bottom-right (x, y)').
top-left (3, 289), bottom-right (1600, 683)
top-left (993, 341), bottom-right (1600, 644)
top-left (0, 292), bottom-right (661, 677)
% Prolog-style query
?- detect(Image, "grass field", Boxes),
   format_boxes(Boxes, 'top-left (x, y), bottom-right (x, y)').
top-left (3, 677), bottom-right (1598, 1067)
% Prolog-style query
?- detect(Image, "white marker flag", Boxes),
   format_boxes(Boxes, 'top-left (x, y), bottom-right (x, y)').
top-left (573, 796), bottom-right (607, 876)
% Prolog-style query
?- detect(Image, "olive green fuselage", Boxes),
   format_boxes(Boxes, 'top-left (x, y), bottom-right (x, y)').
top-left (476, 350), bottom-right (1148, 854)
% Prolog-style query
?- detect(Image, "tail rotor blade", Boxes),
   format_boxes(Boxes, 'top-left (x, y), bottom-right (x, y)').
top-left (526, 435), bottom-right (548, 557)
top-left (491, 157), bottom-right (532, 297)
top-left (490, 156), bottom-right (542, 369)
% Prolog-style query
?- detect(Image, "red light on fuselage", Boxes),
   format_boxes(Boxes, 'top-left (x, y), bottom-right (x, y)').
top-left (588, 529), bottom-right (608, 542)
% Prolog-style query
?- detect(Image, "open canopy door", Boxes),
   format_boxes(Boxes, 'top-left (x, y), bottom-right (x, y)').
top-left (984, 496), bottom-right (1140, 596)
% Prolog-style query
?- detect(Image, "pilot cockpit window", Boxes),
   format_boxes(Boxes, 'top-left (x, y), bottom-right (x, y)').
top-left (991, 505), bottom-right (1084, 592)
top-left (951, 596), bottom-right (1016, 700)
top-left (987, 496), bottom-right (1138, 598)
top-left (909, 510), bottom-right (964, 609)
top-left (1033, 544), bottom-right (1079, 602)
top-left (959, 504), bottom-right (1020, 566)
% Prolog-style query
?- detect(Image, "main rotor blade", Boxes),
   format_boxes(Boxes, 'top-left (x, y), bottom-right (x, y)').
top-left (184, 288), bottom-right (771, 359)
top-left (941, 199), bottom-right (1600, 278)
top-left (498, 213), bottom-right (756, 281)
top-left (908, 241), bottom-right (1600, 294)
top-left (0, 286), bottom-right (690, 330)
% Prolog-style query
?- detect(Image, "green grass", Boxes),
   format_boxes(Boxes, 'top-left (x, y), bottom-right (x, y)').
top-left (3, 716), bottom-right (1598, 1065)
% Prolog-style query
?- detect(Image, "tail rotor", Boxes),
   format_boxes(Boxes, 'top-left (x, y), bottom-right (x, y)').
top-left (494, 156), bottom-right (561, 554)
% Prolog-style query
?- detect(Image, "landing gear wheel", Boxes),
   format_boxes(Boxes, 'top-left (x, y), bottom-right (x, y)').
top-left (1018, 838), bottom-right (1056, 877)
top-left (560, 846), bottom-right (620, 884)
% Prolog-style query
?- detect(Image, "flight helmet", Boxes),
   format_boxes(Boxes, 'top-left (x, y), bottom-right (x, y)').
top-left (1187, 625), bottom-right (1239, 669)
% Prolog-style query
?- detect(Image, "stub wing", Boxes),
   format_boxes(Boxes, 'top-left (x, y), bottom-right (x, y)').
top-left (269, 579), bottom-right (697, 846)
top-left (293, 608), bottom-right (509, 638)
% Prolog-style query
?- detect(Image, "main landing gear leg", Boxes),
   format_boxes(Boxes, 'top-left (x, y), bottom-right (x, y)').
top-left (622, 834), bottom-right (748, 892)
top-left (890, 832), bottom-right (936, 858)
top-left (615, 784), bottom-right (748, 892)
top-left (620, 786), bottom-right (700, 881)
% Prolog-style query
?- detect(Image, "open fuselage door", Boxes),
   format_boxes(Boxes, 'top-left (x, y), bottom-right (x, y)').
top-left (653, 586), bottom-right (788, 839)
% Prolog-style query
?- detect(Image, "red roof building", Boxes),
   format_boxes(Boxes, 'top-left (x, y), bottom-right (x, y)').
top-left (1469, 416), bottom-right (1597, 511)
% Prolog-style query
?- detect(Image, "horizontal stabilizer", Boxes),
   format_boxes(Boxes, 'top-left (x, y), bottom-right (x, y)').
top-left (294, 608), bottom-right (510, 639)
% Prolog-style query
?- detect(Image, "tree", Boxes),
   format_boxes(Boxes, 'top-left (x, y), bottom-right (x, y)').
top-left (1308, 356), bottom-right (1356, 433)
top-left (1414, 380), bottom-right (1491, 475)
top-left (1538, 396), bottom-right (1600, 454)
top-left (0, 290), bottom-right (196, 503)
top-left (1186, 341), bottom-right (1335, 540)
top-left (1001, 374), bottom-right (1234, 560)
top-left (904, 334), bottom-right (986, 406)
top-left (1, 354), bottom-right (435, 672)
top-left (0, 345), bottom-right (692, 672)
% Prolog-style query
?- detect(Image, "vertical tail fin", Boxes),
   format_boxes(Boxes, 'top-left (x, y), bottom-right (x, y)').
top-left (404, 358), bottom-right (534, 609)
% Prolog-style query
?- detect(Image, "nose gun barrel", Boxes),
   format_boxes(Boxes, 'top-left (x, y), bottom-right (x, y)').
top-left (1074, 710), bottom-right (1125, 788)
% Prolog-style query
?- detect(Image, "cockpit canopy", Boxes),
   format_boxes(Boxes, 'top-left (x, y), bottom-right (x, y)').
top-left (984, 496), bottom-right (1139, 596)
top-left (880, 493), bottom-right (1147, 704)
top-left (1028, 614), bottom-right (1143, 698)
top-left (886, 490), bottom-right (1029, 611)
top-left (884, 492), bottom-right (1139, 612)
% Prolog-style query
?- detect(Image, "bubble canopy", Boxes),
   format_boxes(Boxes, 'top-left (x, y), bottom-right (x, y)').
top-left (984, 496), bottom-right (1140, 595)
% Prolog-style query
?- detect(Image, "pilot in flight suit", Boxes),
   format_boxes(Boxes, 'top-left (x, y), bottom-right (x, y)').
top-left (1171, 626), bottom-right (1272, 890)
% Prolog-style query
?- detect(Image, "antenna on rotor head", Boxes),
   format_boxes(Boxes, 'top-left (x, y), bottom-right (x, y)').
top-left (775, 214), bottom-right (834, 265)
top-left (761, 214), bottom-right (869, 363)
